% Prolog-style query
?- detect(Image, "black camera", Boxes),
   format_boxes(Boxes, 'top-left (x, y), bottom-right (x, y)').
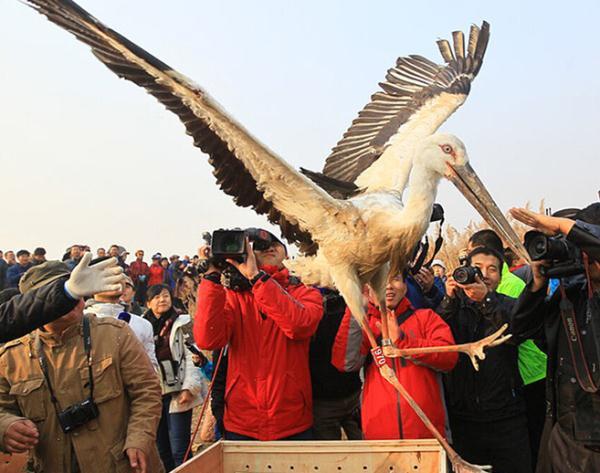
top-left (452, 265), bottom-right (483, 285)
top-left (210, 228), bottom-right (278, 265)
top-left (57, 397), bottom-right (99, 433)
top-left (524, 231), bottom-right (584, 278)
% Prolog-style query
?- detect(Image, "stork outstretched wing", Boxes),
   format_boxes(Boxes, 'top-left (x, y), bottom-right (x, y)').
top-left (322, 22), bottom-right (489, 194)
top-left (25, 0), bottom-right (349, 254)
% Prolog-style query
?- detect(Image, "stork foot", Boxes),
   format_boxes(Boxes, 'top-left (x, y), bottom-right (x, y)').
top-left (461, 323), bottom-right (511, 371)
top-left (450, 456), bottom-right (492, 473)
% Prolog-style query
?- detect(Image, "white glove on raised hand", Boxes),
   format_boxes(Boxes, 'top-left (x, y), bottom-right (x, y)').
top-left (65, 252), bottom-right (125, 299)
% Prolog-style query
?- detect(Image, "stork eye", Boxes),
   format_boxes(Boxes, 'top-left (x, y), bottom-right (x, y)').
top-left (441, 145), bottom-right (453, 154)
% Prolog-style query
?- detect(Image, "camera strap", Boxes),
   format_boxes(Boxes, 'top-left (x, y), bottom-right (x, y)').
top-left (559, 284), bottom-right (599, 393)
top-left (36, 315), bottom-right (95, 410)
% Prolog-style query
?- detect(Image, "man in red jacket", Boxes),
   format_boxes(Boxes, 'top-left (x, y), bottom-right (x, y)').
top-left (128, 249), bottom-right (150, 305)
top-left (332, 271), bottom-right (457, 440)
top-left (194, 230), bottom-right (323, 440)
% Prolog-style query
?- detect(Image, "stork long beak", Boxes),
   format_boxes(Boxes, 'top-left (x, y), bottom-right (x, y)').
top-left (447, 163), bottom-right (530, 263)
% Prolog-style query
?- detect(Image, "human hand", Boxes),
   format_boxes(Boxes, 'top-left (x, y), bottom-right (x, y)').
top-left (414, 267), bottom-right (434, 292)
top-left (198, 245), bottom-right (221, 275)
top-left (177, 389), bottom-right (194, 406)
top-left (530, 260), bottom-right (550, 293)
top-left (125, 448), bottom-right (147, 473)
top-left (65, 253), bottom-right (125, 299)
top-left (509, 208), bottom-right (562, 235)
top-left (375, 310), bottom-right (405, 345)
top-left (3, 419), bottom-right (38, 453)
top-left (445, 275), bottom-right (460, 298)
top-left (226, 238), bottom-right (259, 281)
top-left (459, 275), bottom-right (488, 303)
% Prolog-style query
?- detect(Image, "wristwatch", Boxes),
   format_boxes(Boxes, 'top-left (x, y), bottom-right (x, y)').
top-left (250, 271), bottom-right (270, 286)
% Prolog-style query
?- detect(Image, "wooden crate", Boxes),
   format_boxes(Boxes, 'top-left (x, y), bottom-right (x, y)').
top-left (0, 453), bottom-right (27, 473)
top-left (174, 440), bottom-right (447, 473)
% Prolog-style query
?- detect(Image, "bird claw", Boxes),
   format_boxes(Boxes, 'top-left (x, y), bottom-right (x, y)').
top-left (450, 456), bottom-right (493, 473)
top-left (461, 323), bottom-right (511, 371)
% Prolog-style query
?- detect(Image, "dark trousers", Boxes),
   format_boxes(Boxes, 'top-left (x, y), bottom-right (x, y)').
top-left (524, 379), bottom-right (546, 471)
top-left (134, 280), bottom-right (148, 305)
top-left (313, 390), bottom-right (363, 440)
top-left (450, 415), bottom-right (532, 473)
top-left (157, 394), bottom-right (193, 472)
top-left (224, 428), bottom-right (314, 441)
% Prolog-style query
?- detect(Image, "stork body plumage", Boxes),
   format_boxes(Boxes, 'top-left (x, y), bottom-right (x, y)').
top-left (22, 3), bottom-right (523, 470)
top-left (288, 134), bottom-right (449, 288)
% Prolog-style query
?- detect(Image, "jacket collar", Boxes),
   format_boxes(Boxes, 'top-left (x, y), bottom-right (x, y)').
top-left (259, 265), bottom-right (290, 286)
top-left (368, 297), bottom-right (413, 318)
top-left (37, 318), bottom-right (83, 346)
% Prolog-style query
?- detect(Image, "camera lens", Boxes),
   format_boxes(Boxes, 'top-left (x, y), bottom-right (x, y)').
top-left (453, 267), bottom-right (471, 285)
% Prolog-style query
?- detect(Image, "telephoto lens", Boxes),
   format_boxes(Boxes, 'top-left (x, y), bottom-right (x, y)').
top-left (452, 266), bottom-right (482, 285)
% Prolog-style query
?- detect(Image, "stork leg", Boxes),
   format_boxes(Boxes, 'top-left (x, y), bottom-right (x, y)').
top-left (367, 263), bottom-right (395, 355)
top-left (329, 265), bottom-right (378, 348)
top-left (330, 266), bottom-right (491, 473)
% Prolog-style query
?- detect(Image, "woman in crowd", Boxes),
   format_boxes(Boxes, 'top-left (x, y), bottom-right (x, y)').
top-left (144, 284), bottom-right (204, 471)
top-left (174, 270), bottom-right (199, 315)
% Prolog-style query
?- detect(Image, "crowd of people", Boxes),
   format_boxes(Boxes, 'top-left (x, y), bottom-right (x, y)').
top-left (0, 203), bottom-right (599, 473)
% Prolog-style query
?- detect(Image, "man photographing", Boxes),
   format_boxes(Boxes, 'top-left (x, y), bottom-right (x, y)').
top-left (438, 246), bottom-right (532, 473)
top-left (511, 204), bottom-right (600, 473)
top-left (194, 228), bottom-right (323, 440)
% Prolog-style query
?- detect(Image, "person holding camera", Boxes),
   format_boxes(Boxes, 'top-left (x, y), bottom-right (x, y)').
top-left (194, 229), bottom-right (323, 441)
top-left (438, 246), bottom-right (533, 473)
top-left (142, 284), bottom-right (204, 471)
top-left (0, 261), bottom-right (164, 473)
top-left (468, 229), bottom-right (547, 471)
top-left (510, 204), bottom-right (600, 473)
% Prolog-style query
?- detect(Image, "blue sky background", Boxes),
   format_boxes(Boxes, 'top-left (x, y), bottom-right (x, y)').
top-left (1, 1), bottom-right (598, 259)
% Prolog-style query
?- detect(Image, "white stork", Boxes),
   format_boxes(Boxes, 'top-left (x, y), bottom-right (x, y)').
top-left (24, 2), bottom-right (525, 471)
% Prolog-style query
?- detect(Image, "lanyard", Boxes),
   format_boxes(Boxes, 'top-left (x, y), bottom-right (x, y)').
top-left (35, 315), bottom-right (95, 409)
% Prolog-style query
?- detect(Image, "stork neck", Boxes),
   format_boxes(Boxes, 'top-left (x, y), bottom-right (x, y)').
top-left (401, 164), bottom-right (440, 225)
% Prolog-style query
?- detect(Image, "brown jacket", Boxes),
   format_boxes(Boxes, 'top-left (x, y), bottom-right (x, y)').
top-left (0, 315), bottom-right (164, 473)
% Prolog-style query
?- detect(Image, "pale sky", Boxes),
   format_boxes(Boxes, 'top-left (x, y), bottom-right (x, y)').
top-left (1, 0), bottom-right (598, 260)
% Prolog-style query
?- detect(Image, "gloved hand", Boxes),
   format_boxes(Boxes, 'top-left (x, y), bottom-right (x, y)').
top-left (65, 252), bottom-right (125, 299)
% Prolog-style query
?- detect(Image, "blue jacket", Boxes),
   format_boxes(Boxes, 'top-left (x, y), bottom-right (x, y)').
top-left (6, 263), bottom-right (33, 288)
top-left (406, 275), bottom-right (446, 310)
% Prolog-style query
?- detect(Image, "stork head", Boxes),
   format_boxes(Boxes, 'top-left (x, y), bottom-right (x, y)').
top-left (417, 133), bottom-right (529, 262)
top-left (416, 133), bottom-right (469, 176)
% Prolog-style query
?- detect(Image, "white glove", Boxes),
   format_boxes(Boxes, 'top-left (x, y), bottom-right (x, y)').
top-left (65, 252), bottom-right (125, 299)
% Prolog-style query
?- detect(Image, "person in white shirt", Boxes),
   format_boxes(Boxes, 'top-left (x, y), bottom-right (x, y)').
top-left (84, 274), bottom-right (158, 371)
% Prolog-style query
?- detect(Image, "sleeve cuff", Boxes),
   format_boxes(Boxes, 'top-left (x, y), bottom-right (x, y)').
top-left (203, 272), bottom-right (222, 285)
top-left (63, 281), bottom-right (78, 300)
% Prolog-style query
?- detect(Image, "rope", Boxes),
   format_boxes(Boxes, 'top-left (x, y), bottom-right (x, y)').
top-left (182, 347), bottom-right (226, 463)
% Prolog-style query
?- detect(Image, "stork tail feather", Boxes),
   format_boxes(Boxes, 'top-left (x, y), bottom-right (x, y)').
top-left (436, 39), bottom-right (455, 63)
top-left (467, 24), bottom-right (480, 57)
top-left (452, 31), bottom-right (465, 59)
top-left (285, 254), bottom-right (335, 288)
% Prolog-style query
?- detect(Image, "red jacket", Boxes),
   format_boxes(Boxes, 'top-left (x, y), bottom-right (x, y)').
top-left (332, 298), bottom-right (457, 440)
top-left (148, 263), bottom-right (164, 287)
top-left (194, 268), bottom-right (323, 440)
top-left (129, 260), bottom-right (150, 283)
